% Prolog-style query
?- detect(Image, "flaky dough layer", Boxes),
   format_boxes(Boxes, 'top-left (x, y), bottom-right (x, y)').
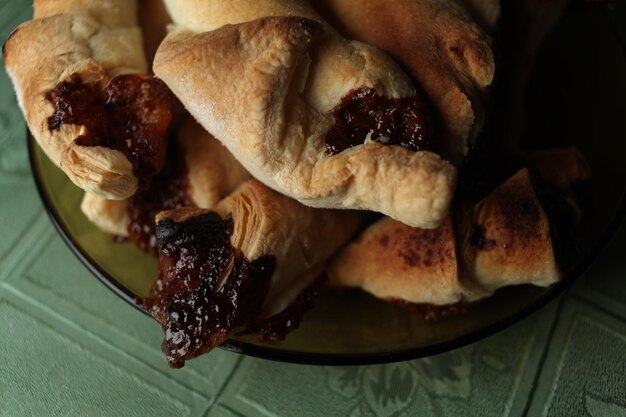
top-left (155, 12), bottom-right (456, 228)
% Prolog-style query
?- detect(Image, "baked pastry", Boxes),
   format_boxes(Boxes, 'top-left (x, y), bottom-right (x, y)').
top-left (4, 0), bottom-right (173, 200)
top-left (312, 0), bottom-right (495, 162)
top-left (154, 0), bottom-right (457, 228)
top-left (328, 215), bottom-right (487, 308)
top-left (143, 180), bottom-right (365, 367)
top-left (81, 117), bottom-right (250, 252)
top-left (329, 167), bottom-right (577, 311)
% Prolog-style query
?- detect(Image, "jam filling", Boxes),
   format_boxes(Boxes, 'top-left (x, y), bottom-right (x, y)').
top-left (249, 277), bottom-right (325, 342)
top-left (325, 87), bottom-right (432, 155)
top-left (390, 298), bottom-right (470, 321)
top-left (126, 142), bottom-right (193, 255)
top-left (143, 212), bottom-right (276, 368)
top-left (46, 73), bottom-right (173, 187)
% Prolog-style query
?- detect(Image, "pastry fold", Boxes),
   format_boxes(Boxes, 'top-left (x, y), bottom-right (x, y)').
top-left (154, 1), bottom-right (457, 228)
top-left (5, 0), bottom-right (172, 200)
top-left (145, 180), bottom-right (364, 367)
top-left (312, 0), bottom-right (495, 162)
top-left (329, 168), bottom-right (574, 309)
top-left (81, 118), bottom-right (250, 248)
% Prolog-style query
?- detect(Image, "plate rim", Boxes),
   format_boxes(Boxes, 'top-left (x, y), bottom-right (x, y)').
top-left (27, 133), bottom-right (626, 366)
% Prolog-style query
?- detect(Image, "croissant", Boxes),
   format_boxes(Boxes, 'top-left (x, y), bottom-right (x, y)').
top-left (82, 117), bottom-right (250, 252)
top-left (153, 0), bottom-right (457, 228)
top-left (4, 0), bottom-right (173, 200)
top-left (144, 180), bottom-right (365, 367)
top-left (329, 167), bottom-right (580, 312)
top-left (312, 0), bottom-right (495, 162)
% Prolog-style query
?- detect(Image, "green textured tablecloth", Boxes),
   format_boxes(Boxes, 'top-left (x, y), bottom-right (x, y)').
top-left (1, 2), bottom-right (625, 416)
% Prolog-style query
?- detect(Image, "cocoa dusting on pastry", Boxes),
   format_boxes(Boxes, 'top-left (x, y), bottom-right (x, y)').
top-left (390, 298), bottom-right (470, 321)
top-left (126, 142), bottom-right (193, 255)
top-left (251, 277), bottom-right (325, 342)
top-left (143, 212), bottom-right (276, 368)
top-left (46, 73), bottom-right (172, 186)
top-left (325, 87), bottom-right (432, 155)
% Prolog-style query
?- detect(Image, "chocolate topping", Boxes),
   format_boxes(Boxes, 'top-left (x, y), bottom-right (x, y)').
top-left (126, 142), bottom-right (193, 255)
top-left (325, 87), bottom-right (432, 155)
top-left (251, 277), bottom-right (325, 342)
top-left (46, 73), bottom-right (172, 187)
top-left (143, 212), bottom-right (276, 368)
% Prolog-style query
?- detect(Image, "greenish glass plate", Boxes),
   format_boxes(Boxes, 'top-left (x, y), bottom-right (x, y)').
top-left (27, 7), bottom-right (626, 365)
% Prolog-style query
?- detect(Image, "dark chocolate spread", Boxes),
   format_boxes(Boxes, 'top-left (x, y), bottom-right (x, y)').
top-left (250, 277), bottom-right (325, 342)
top-left (390, 298), bottom-right (470, 321)
top-left (46, 73), bottom-right (172, 186)
top-left (143, 212), bottom-right (276, 368)
top-left (126, 142), bottom-right (192, 255)
top-left (325, 87), bottom-right (432, 155)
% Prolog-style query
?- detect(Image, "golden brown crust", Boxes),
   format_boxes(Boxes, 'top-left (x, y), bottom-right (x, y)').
top-left (328, 216), bottom-right (483, 305)
top-left (329, 168), bottom-right (563, 305)
top-left (469, 169), bottom-right (560, 291)
top-left (4, 2), bottom-right (150, 200)
top-left (34, 0), bottom-right (138, 28)
top-left (154, 15), bottom-right (456, 228)
top-left (312, 0), bottom-right (495, 163)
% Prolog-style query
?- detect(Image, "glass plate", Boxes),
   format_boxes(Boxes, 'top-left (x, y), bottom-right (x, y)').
top-left (27, 6), bottom-right (626, 365)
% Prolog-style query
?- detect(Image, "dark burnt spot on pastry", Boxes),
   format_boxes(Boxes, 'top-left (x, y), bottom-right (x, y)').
top-left (471, 224), bottom-right (496, 251)
top-left (397, 225), bottom-right (454, 268)
top-left (325, 87), bottom-right (433, 155)
top-left (126, 141), bottom-right (193, 255)
top-left (250, 277), bottom-right (325, 342)
top-left (46, 73), bottom-right (173, 187)
top-left (143, 212), bottom-right (276, 368)
top-left (390, 298), bottom-right (470, 321)
top-left (379, 234), bottom-right (390, 248)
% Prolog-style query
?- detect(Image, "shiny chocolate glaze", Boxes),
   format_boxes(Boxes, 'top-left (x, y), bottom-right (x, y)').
top-left (325, 87), bottom-right (432, 155)
top-left (46, 73), bottom-right (172, 187)
top-left (143, 212), bottom-right (276, 368)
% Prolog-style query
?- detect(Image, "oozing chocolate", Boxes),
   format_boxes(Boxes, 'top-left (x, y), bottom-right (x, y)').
top-left (126, 142), bottom-right (192, 255)
top-left (390, 298), bottom-right (470, 321)
top-left (143, 212), bottom-right (276, 368)
top-left (250, 277), bottom-right (325, 342)
top-left (325, 87), bottom-right (432, 155)
top-left (46, 73), bottom-right (172, 187)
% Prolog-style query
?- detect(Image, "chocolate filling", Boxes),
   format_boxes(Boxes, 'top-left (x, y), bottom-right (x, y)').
top-left (325, 87), bottom-right (432, 155)
top-left (46, 73), bottom-right (172, 187)
top-left (143, 212), bottom-right (276, 368)
top-left (126, 142), bottom-right (193, 255)
top-left (250, 277), bottom-right (326, 342)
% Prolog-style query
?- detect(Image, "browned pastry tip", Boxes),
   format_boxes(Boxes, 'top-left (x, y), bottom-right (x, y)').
top-left (328, 216), bottom-right (482, 307)
top-left (469, 169), bottom-right (560, 291)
